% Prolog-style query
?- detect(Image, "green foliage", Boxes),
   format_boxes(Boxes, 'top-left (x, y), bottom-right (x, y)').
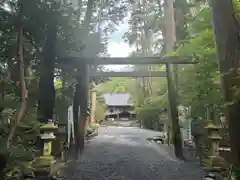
top-left (0, 107), bottom-right (40, 171)
top-left (0, 0), bottom-right (129, 176)
top-left (136, 97), bottom-right (167, 130)
top-left (95, 100), bottom-right (106, 121)
top-left (97, 77), bottom-right (136, 93)
top-left (97, 0), bottom-right (226, 129)
top-left (174, 6), bottom-right (224, 119)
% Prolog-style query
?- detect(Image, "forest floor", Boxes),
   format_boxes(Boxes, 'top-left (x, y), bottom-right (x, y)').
top-left (62, 126), bottom-right (204, 180)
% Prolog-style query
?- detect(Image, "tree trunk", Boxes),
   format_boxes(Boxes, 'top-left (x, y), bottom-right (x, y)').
top-left (174, 0), bottom-right (188, 101)
top-left (79, 63), bottom-right (89, 153)
top-left (76, 0), bottom-right (83, 20)
top-left (37, 19), bottom-right (57, 123)
top-left (0, 80), bottom-right (4, 118)
top-left (141, 0), bottom-right (152, 95)
top-left (209, 0), bottom-right (240, 177)
top-left (163, 0), bottom-right (184, 159)
top-left (83, 0), bottom-right (95, 34)
top-left (90, 82), bottom-right (96, 123)
top-left (142, 77), bottom-right (147, 99)
top-left (174, 0), bottom-right (188, 42)
top-left (72, 0), bottom-right (94, 155)
top-left (0, 154), bottom-right (6, 179)
top-left (72, 66), bottom-right (89, 156)
top-left (73, 77), bottom-right (81, 158)
top-left (6, 1), bottom-right (28, 148)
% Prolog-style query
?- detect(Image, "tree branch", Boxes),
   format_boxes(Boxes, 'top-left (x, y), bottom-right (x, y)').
top-left (6, 1), bottom-right (28, 148)
top-left (23, 32), bottom-right (42, 53)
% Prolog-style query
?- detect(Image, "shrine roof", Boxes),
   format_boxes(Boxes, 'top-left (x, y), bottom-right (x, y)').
top-left (103, 92), bottom-right (133, 106)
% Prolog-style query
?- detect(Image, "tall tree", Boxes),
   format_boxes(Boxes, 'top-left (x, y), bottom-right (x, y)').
top-left (174, 0), bottom-right (188, 95)
top-left (209, 0), bottom-right (240, 177)
top-left (124, 0), bottom-right (163, 102)
top-left (37, 14), bottom-right (57, 123)
top-left (73, 0), bottom-right (95, 156)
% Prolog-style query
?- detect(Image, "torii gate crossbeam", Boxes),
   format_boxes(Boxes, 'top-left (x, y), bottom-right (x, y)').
top-left (89, 71), bottom-right (167, 77)
top-left (59, 56), bottom-right (195, 65)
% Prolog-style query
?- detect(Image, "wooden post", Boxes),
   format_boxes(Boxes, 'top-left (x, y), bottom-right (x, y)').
top-left (90, 82), bottom-right (96, 124)
top-left (163, 0), bottom-right (183, 158)
top-left (73, 76), bottom-right (80, 157)
top-left (79, 62), bottom-right (89, 153)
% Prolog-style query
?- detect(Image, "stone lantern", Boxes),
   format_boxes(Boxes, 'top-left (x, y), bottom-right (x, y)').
top-left (40, 119), bottom-right (58, 156)
top-left (204, 123), bottom-right (222, 174)
top-left (205, 123), bottom-right (222, 157)
top-left (34, 119), bottom-right (58, 176)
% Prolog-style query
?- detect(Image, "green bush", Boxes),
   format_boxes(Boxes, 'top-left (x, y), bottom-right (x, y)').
top-left (136, 97), bottom-right (167, 130)
top-left (0, 107), bottom-right (40, 174)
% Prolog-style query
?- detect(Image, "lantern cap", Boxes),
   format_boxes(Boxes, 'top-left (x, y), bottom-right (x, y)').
top-left (208, 134), bottom-right (222, 140)
top-left (205, 123), bottom-right (221, 129)
top-left (40, 122), bottom-right (58, 130)
top-left (40, 132), bottom-right (56, 139)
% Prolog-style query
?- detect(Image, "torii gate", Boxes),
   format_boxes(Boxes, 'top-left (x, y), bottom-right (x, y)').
top-left (62, 55), bottom-right (194, 115)
top-left (62, 55), bottom-right (195, 151)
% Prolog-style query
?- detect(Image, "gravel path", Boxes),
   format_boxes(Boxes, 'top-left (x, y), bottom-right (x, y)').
top-left (63, 126), bottom-right (203, 180)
